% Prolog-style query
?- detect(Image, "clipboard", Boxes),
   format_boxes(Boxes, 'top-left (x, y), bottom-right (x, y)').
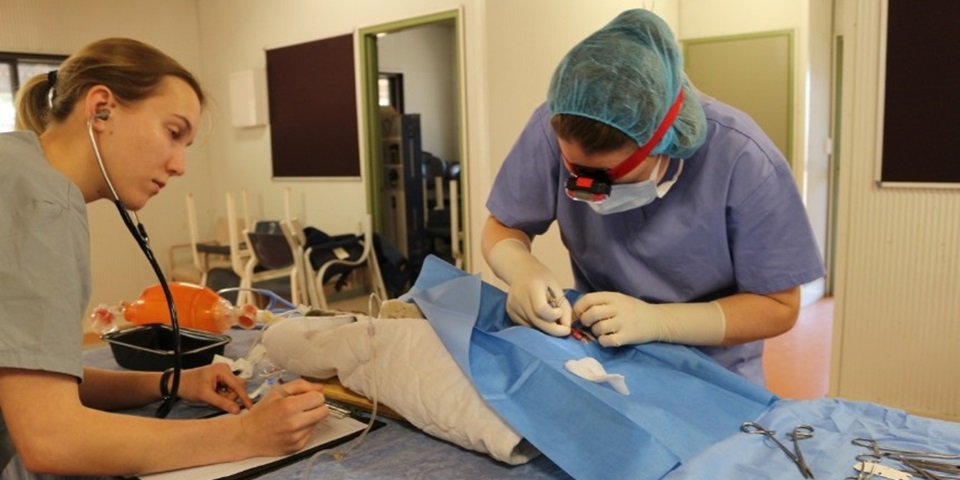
top-left (136, 413), bottom-right (385, 480)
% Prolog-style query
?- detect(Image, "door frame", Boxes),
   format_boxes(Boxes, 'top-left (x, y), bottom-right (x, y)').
top-left (357, 7), bottom-right (471, 271)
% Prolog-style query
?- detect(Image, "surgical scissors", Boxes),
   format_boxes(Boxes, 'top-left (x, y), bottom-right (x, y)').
top-left (741, 422), bottom-right (816, 478)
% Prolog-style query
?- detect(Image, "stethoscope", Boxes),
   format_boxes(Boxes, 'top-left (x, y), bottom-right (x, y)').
top-left (87, 110), bottom-right (182, 418)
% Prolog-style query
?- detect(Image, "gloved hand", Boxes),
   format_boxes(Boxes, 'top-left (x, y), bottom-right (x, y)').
top-left (573, 291), bottom-right (726, 347)
top-left (486, 238), bottom-right (572, 336)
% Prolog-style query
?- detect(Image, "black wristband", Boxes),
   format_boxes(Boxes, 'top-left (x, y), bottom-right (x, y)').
top-left (159, 367), bottom-right (175, 399)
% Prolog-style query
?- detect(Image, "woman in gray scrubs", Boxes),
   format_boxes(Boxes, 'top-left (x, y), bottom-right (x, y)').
top-left (0, 38), bottom-right (328, 476)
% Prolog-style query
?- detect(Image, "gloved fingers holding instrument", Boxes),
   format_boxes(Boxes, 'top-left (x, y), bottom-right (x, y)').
top-left (484, 221), bottom-right (572, 337)
top-left (574, 291), bottom-right (726, 347)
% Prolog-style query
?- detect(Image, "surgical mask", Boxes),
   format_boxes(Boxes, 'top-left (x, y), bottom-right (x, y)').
top-left (588, 157), bottom-right (684, 215)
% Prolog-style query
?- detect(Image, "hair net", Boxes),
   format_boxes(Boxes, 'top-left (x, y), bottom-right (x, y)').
top-left (547, 9), bottom-right (707, 159)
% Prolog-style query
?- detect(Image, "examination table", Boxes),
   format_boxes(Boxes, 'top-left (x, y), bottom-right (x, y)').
top-left (18, 257), bottom-right (960, 479)
top-left (70, 332), bottom-right (572, 480)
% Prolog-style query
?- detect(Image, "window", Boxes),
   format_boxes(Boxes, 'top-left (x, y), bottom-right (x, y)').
top-left (0, 52), bottom-right (66, 132)
top-left (378, 72), bottom-right (404, 113)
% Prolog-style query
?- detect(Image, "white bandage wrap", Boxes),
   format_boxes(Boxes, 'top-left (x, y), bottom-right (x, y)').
top-left (260, 315), bottom-right (540, 465)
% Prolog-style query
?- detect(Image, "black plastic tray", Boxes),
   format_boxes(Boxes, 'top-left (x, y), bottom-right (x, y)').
top-left (101, 323), bottom-right (231, 371)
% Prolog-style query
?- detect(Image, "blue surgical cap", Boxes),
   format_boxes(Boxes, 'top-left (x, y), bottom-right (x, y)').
top-left (547, 9), bottom-right (707, 159)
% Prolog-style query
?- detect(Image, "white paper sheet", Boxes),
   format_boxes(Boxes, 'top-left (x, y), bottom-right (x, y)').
top-left (139, 413), bottom-right (368, 480)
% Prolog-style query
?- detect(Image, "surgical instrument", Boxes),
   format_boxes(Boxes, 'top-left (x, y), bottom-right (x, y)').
top-left (852, 438), bottom-right (960, 480)
top-left (849, 460), bottom-right (913, 480)
top-left (852, 438), bottom-right (960, 461)
top-left (545, 287), bottom-right (595, 343)
top-left (571, 324), bottom-right (597, 343)
top-left (896, 457), bottom-right (960, 480)
top-left (789, 425), bottom-right (816, 477)
top-left (546, 286), bottom-right (563, 309)
top-left (846, 453), bottom-right (882, 480)
top-left (741, 422), bottom-right (816, 478)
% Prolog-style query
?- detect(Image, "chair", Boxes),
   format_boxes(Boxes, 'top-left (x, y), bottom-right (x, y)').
top-left (169, 193), bottom-right (247, 286)
top-left (424, 177), bottom-right (463, 269)
top-left (279, 218), bottom-right (312, 307)
top-left (285, 214), bottom-right (387, 310)
top-left (238, 221), bottom-right (297, 306)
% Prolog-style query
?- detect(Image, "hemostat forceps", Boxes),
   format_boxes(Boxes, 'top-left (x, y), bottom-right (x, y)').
top-left (852, 437), bottom-right (960, 461)
top-left (741, 422), bottom-right (816, 478)
top-left (852, 437), bottom-right (960, 480)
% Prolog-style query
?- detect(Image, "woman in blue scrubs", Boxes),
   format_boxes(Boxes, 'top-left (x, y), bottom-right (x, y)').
top-left (482, 9), bottom-right (824, 384)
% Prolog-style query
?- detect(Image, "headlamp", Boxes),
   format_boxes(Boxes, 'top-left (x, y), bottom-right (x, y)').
top-left (564, 164), bottom-right (612, 202)
top-left (562, 88), bottom-right (685, 204)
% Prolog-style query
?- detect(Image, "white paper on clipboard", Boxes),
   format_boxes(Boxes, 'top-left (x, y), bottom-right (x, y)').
top-left (139, 414), bottom-right (367, 480)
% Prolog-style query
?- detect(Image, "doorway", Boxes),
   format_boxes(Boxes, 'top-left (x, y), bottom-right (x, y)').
top-left (358, 9), bottom-right (469, 285)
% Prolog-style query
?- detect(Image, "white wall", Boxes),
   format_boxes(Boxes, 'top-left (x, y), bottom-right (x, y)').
top-left (679, 0), bottom-right (831, 301)
top-left (378, 24), bottom-right (458, 163)
top-left (481, 0), bottom-right (680, 286)
top-left (192, 1), bottom-right (480, 252)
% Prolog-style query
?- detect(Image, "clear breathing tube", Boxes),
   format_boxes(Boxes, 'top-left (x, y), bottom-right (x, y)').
top-left (301, 292), bottom-right (383, 476)
top-left (87, 118), bottom-right (183, 418)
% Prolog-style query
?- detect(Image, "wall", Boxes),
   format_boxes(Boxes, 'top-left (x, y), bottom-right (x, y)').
top-left (0, 0), bottom-right (826, 321)
top-left (832, 0), bottom-right (960, 420)
top-left (0, 0), bottom-right (211, 317)
top-left (678, 0), bottom-right (830, 302)
top-left (193, 0), bottom-right (482, 254)
top-left (481, 0), bottom-right (679, 285)
top-left (195, 0), bottom-right (679, 286)
top-left (378, 23), bottom-right (458, 163)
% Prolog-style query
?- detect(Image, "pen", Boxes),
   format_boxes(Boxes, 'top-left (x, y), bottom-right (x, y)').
top-left (326, 402), bottom-right (351, 419)
top-left (250, 376), bottom-right (287, 400)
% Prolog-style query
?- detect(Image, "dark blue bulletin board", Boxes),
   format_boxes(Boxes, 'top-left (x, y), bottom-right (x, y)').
top-left (880, 0), bottom-right (960, 186)
top-left (265, 34), bottom-right (360, 178)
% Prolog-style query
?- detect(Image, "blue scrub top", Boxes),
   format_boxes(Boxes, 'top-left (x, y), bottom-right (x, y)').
top-left (486, 98), bottom-right (825, 384)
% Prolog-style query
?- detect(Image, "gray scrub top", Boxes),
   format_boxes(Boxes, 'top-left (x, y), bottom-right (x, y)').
top-left (486, 98), bottom-right (825, 384)
top-left (0, 131), bottom-right (90, 471)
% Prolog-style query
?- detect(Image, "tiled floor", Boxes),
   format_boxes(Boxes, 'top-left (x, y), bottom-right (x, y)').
top-left (763, 296), bottom-right (834, 399)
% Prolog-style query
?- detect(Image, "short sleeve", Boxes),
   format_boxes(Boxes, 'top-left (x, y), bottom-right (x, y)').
top-left (486, 104), bottom-right (563, 236)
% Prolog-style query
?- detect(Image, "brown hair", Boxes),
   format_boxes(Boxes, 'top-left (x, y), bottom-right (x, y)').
top-left (15, 37), bottom-right (205, 133)
top-left (550, 114), bottom-right (634, 155)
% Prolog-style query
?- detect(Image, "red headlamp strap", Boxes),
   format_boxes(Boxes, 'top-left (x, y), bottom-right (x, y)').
top-left (606, 88), bottom-right (685, 181)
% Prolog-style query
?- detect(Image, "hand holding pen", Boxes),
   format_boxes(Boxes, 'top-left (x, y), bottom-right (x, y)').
top-left (240, 378), bottom-right (329, 456)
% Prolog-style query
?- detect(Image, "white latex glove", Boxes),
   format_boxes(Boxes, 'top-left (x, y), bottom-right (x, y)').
top-left (486, 238), bottom-right (572, 336)
top-left (573, 291), bottom-right (726, 347)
